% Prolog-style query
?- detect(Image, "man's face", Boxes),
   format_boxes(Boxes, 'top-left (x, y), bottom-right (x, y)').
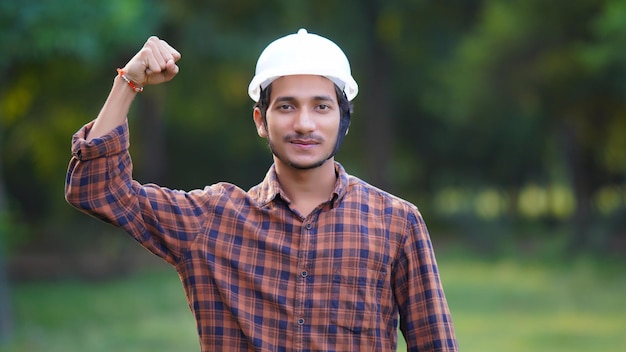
top-left (254, 75), bottom-right (340, 170)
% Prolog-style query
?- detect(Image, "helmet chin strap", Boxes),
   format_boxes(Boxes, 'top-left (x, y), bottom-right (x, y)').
top-left (328, 108), bottom-right (351, 160)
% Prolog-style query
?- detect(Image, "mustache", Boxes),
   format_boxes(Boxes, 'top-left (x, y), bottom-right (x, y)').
top-left (283, 133), bottom-right (324, 143)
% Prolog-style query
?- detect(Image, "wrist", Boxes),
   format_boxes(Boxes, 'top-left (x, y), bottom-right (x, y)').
top-left (116, 68), bottom-right (143, 93)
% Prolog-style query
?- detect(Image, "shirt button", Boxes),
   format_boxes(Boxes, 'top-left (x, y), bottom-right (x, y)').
top-left (301, 271), bottom-right (308, 277)
top-left (305, 223), bottom-right (312, 230)
top-left (297, 318), bottom-right (305, 325)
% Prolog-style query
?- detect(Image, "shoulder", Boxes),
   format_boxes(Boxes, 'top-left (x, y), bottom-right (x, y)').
top-left (181, 182), bottom-right (253, 208)
top-left (345, 174), bottom-right (422, 221)
top-left (343, 175), bottom-right (431, 255)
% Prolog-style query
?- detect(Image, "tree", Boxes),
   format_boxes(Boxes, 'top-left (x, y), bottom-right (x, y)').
top-left (422, 0), bottom-right (626, 248)
top-left (0, 0), bottom-right (164, 270)
top-left (0, 143), bottom-right (12, 344)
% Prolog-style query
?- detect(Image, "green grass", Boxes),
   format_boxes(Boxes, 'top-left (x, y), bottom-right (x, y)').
top-left (440, 253), bottom-right (626, 352)
top-left (3, 253), bottom-right (625, 351)
top-left (4, 267), bottom-right (199, 352)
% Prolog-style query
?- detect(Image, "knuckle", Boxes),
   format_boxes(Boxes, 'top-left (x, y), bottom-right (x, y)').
top-left (139, 47), bottom-right (153, 57)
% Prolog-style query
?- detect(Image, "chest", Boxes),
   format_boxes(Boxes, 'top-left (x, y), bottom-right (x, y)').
top-left (194, 202), bottom-right (401, 279)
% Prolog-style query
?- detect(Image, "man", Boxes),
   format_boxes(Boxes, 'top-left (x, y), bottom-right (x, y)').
top-left (65, 29), bottom-right (458, 351)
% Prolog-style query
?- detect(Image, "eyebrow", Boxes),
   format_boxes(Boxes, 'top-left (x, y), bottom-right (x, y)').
top-left (273, 95), bottom-right (336, 104)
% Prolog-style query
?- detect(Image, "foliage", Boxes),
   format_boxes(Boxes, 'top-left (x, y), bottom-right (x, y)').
top-left (0, 0), bottom-right (624, 255)
top-left (0, 0), bottom-right (163, 243)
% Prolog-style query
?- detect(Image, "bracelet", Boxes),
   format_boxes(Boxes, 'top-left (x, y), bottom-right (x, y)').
top-left (116, 68), bottom-right (143, 93)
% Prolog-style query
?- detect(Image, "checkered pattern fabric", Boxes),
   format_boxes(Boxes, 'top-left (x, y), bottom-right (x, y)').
top-left (65, 120), bottom-right (457, 351)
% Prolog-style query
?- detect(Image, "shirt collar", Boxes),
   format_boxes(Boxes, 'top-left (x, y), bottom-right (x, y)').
top-left (254, 161), bottom-right (349, 208)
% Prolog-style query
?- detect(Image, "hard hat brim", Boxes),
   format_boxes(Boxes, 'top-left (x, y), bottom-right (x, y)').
top-left (248, 72), bottom-right (358, 102)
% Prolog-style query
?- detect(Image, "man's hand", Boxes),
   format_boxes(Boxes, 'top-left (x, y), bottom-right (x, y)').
top-left (122, 36), bottom-right (181, 87)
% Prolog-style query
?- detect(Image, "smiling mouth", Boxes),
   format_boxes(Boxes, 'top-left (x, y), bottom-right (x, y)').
top-left (290, 139), bottom-right (318, 146)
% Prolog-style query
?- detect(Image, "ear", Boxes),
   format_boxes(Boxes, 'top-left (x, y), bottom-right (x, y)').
top-left (253, 108), bottom-right (267, 138)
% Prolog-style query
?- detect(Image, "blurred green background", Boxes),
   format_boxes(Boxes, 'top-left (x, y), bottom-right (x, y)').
top-left (1, 0), bottom-right (625, 351)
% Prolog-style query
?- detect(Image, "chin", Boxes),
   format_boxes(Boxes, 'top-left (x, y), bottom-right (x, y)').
top-left (269, 141), bottom-right (332, 170)
top-left (288, 158), bottom-right (329, 170)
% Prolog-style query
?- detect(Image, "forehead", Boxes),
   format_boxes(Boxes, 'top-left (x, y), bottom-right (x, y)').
top-left (270, 75), bottom-right (337, 100)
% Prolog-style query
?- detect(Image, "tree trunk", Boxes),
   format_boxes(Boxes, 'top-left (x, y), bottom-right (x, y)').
top-left (361, 3), bottom-right (394, 191)
top-left (135, 89), bottom-right (167, 184)
top-left (0, 148), bottom-right (13, 343)
top-left (561, 120), bottom-right (593, 252)
top-left (0, 242), bottom-right (12, 345)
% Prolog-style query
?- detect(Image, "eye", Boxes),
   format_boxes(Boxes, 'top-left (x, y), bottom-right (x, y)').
top-left (318, 104), bottom-right (330, 110)
top-left (276, 104), bottom-right (294, 111)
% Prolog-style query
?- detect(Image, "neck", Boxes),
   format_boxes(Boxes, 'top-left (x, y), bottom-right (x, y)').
top-left (274, 158), bottom-right (337, 216)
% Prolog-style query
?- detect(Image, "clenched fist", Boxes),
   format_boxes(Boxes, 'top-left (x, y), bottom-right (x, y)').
top-left (122, 36), bottom-right (181, 87)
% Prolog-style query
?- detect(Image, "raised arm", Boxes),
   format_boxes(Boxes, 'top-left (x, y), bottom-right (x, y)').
top-left (88, 36), bottom-right (181, 140)
top-left (65, 37), bottom-right (194, 264)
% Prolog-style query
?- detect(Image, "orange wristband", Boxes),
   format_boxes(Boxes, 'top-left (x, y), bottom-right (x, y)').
top-left (116, 68), bottom-right (143, 93)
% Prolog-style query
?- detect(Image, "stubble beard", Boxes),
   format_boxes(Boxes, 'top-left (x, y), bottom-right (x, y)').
top-left (267, 137), bottom-right (334, 170)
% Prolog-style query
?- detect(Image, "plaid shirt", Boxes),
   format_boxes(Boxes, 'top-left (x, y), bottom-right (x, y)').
top-left (65, 120), bottom-right (457, 351)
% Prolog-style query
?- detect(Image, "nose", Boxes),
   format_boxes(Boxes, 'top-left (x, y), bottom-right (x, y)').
top-left (293, 109), bottom-right (316, 133)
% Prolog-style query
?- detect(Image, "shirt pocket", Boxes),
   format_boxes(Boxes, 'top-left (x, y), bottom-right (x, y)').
top-left (330, 266), bottom-right (387, 333)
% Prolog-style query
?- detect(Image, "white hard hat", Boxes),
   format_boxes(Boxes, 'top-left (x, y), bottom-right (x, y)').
top-left (248, 28), bottom-right (358, 102)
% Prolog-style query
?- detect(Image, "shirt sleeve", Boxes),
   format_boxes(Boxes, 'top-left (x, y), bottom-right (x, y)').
top-left (65, 120), bottom-right (209, 265)
top-left (394, 209), bottom-right (458, 351)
